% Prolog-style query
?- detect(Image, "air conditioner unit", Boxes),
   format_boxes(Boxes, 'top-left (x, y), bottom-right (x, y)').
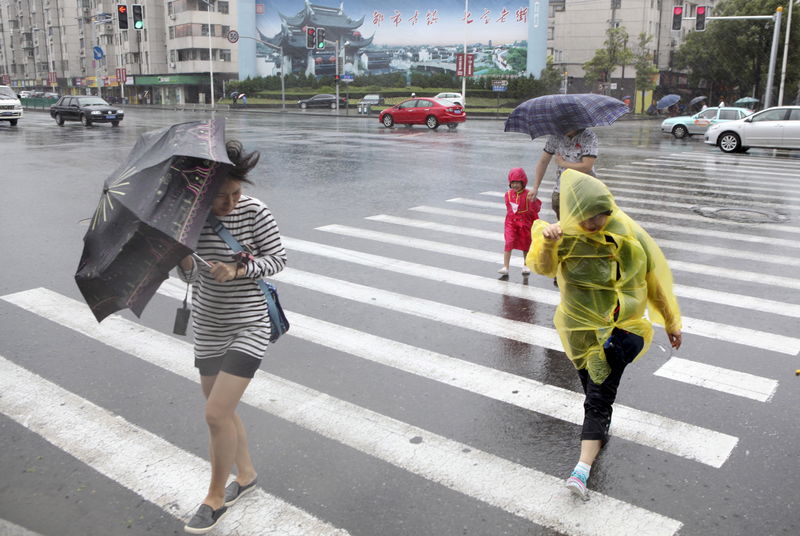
top-left (169, 62), bottom-right (176, 68)
top-left (169, 14), bottom-right (176, 20)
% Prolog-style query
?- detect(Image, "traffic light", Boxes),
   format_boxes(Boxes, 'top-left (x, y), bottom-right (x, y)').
top-left (316, 28), bottom-right (326, 49)
top-left (132, 4), bottom-right (144, 29)
top-left (695, 5), bottom-right (707, 31)
top-left (671, 5), bottom-right (683, 31)
top-left (305, 27), bottom-right (316, 49)
top-left (117, 4), bottom-right (128, 30)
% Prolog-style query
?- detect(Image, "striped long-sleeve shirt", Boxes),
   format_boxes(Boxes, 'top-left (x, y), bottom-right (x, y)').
top-left (177, 195), bottom-right (287, 359)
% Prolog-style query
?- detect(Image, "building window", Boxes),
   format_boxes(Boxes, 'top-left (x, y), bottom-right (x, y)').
top-left (220, 49), bottom-right (230, 62)
top-left (169, 26), bottom-right (175, 39)
top-left (201, 24), bottom-right (208, 36)
top-left (217, 1), bottom-right (229, 14)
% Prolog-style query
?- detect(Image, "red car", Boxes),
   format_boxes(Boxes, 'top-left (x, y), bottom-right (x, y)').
top-left (379, 98), bottom-right (466, 130)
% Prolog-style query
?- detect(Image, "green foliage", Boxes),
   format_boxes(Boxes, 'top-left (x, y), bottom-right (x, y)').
top-left (632, 32), bottom-right (658, 94)
top-left (673, 0), bottom-right (800, 102)
top-left (505, 48), bottom-right (528, 72)
top-left (582, 27), bottom-right (634, 88)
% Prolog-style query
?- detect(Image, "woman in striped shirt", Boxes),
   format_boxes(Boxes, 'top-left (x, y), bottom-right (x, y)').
top-left (177, 140), bottom-right (287, 534)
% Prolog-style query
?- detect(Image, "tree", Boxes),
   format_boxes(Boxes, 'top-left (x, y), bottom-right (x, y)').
top-left (673, 0), bottom-right (800, 104)
top-left (632, 33), bottom-right (659, 110)
top-left (582, 27), bottom-right (634, 93)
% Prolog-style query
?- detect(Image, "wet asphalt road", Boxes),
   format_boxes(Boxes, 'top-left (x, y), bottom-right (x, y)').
top-left (1, 107), bottom-right (800, 536)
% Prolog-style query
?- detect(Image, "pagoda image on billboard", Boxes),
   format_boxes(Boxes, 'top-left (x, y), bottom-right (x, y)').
top-left (258, 1), bottom-right (374, 77)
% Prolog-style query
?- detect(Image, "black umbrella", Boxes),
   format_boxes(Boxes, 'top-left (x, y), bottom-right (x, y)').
top-left (76, 119), bottom-right (233, 322)
top-left (689, 96), bottom-right (708, 106)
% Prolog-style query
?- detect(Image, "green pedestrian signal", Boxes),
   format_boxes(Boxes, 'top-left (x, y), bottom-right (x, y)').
top-left (132, 4), bottom-right (144, 29)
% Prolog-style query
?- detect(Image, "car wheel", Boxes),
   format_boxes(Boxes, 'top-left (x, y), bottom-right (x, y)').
top-left (81, 114), bottom-right (92, 127)
top-left (426, 115), bottom-right (439, 129)
top-left (300, 102), bottom-right (307, 109)
top-left (330, 102), bottom-right (336, 110)
top-left (672, 125), bottom-right (688, 139)
top-left (9, 119), bottom-right (17, 126)
top-left (111, 121), bottom-right (119, 127)
top-left (719, 132), bottom-right (741, 153)
top-left (382, 114), bottom-right (394, 128)
top-left (55, 113), bottom-right (64, 126)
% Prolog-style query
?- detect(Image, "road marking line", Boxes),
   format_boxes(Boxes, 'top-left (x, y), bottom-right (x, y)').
top-left (0, 519), bottom-right (44, 536)
top-left (415, 203), bottom-right (800, 251)
top-left (158, 277), bottom-right (738, 467)
top-left (447, 197), bottom-right (800, 234)
top-left (604, 166), bottom-right (800, 192)
top-left (597, 170), bottom-right (800, 202)
top-left (653, 357), bottom-right (778, 402)
top-left (637, 159), bottom-right (800, 181)
top-left (0, 289), bottom-right (684, 536)
top-left (0, 355), bottom-right (350, 536)
top-left (315, 225), bottom-right (800, 354)
top-left (658, 153), bottom-right (800, 172)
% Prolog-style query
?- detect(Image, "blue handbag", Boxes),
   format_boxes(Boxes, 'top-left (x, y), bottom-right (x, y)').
top-left (207, 214), bottom-right (289, 342)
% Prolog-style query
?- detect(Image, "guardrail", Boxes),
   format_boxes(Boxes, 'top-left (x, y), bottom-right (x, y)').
top-left (20, 98), bottom-right (58, 110)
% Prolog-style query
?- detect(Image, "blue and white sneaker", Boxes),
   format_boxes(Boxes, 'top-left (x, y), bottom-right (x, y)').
top-left (566, 472), bottom-right (589, 501)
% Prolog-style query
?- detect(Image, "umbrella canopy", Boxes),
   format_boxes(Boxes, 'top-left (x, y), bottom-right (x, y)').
top-left (689, 96), bottom-right (708, 106)
top-left (657, 94), bottom-right (681, 109)
top-left (504, 93), bottom-right (629, 139)
top-left (733, 96), bottom-right (759, 106)
top-left (75, 119), bottom-right (233, 322)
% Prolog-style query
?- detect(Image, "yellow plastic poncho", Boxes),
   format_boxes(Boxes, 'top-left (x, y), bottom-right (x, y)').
top-left (527, 169), bottom-right (681, 384)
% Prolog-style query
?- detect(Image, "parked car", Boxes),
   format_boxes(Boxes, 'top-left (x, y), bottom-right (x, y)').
top-left (433, 92), bottom-right (465, 107)
top-left (49, 95), bottom-right (124, 126)
top-left (704, 105), bottom-right (800, 152)
top-left (660, 107), bottom-right (752, 139)
top-left (297, 94), bottom-right (347, 109)
top-left (0, 85), bottom-right (23, 126)
top-left (378, 98), bottom-right (466, 130)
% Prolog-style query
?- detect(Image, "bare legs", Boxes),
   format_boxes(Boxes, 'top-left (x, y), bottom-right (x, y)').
top-left (578, 439), bottom-right (602, 466)
top-left (200, 372), bottom-right (257, 510)
top-left (501, 250), bottom-right (529, 272)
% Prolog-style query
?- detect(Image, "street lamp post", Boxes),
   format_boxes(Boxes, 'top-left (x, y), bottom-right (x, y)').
top-left (778, 0), bottom-right (797, 106)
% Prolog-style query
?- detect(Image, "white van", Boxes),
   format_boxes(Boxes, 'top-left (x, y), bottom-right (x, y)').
top-left (0, 86), bottom-right (23, 126)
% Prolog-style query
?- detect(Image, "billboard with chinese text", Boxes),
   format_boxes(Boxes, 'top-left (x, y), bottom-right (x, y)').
top-left (239, 1), bottom-right (546, 80)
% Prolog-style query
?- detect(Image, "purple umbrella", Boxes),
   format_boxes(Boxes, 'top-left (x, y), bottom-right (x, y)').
top-left (504, 93), bottom-right (629, 139)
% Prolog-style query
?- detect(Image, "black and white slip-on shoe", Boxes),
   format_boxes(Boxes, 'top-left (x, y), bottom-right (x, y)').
top-left (184, 504), bottom-right (228, 534)
top-left (224, 478), bottom-right (258, 507)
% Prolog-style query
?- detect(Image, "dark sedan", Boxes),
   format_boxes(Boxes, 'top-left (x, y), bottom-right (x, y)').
top-left (50, 96), bottom-right (124, 126)
top-left (297, 93), bottom-right (347, 110)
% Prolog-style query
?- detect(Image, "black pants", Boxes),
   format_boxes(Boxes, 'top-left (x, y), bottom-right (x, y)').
top-left (577, 329), bottom-right (644, 441)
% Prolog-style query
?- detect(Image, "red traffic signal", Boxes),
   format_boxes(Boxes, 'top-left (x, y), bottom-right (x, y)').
top-left (671, 5), bottom-right (683, 30)
top-left (117, 4), bottom-right (129, 30)
top-left (695, 6), bottom-right (707, 31)
top-left (306, 27), bottom-right (316, 49)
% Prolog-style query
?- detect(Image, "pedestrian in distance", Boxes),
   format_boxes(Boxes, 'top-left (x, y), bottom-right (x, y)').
top-left (498, 167), bottom-right (541, 276)
top-left (240, 93), bottom-right (247, 106)
top-left (177, 140), bottom-right (288, 534)
top-left (527, 169), bottom-right (682, 501)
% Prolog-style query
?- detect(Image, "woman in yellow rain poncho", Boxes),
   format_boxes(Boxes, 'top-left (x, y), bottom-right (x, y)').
top-left (526, 169), bottom-right (682, 500)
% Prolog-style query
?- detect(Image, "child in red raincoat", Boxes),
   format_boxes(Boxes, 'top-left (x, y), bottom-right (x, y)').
top-left (499, 167), bottom-right (542, 276)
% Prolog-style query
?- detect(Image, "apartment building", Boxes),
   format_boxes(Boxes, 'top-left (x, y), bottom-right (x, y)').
top-left (547, 0), bottom-right (717, 98)
top-left (0, 0), bottom-right (237, 105)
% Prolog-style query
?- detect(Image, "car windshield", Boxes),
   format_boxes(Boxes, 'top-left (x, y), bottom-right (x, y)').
top-left (0, 87), bottom-right (16, 99)
top-left (77, 97), bottom-right (110, 106)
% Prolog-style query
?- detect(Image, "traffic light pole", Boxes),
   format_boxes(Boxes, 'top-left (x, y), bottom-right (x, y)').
top-left (682, 10), bottom-right (782, 108)
top-left (778, 1), bottom-right (796, 106)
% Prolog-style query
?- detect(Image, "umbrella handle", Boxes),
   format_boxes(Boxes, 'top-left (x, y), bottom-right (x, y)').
top-left (192, 253), bottom-right (212, 269)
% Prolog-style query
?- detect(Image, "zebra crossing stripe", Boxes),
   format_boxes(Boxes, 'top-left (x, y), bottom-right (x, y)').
top-left (178, 277), bottom-right (740, 467)
top-left (664, 152), bottom-right (800, 167)
top-left (314, 225), bottom-right (800, 354)
top-left (597, 172), bottom-right (800, 204)
top-left (0, 519), bottom-right (44, 536)
top-left (610, 164), bottom-right (800, 188)
top-left (0, 355), bottom-right (350, 536)
top-left (636, 160), bottom-right (800, 181)
top-left (367, 213), bottom-right (800, 318)
top-left (478, 192), bottom-right (800, 266)
top-left (446, 197), bottom-right (800, 234)
top-left (653, 357), bottom-right (778, 402)
top-left (0, 289), bottom-right (684, 536)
